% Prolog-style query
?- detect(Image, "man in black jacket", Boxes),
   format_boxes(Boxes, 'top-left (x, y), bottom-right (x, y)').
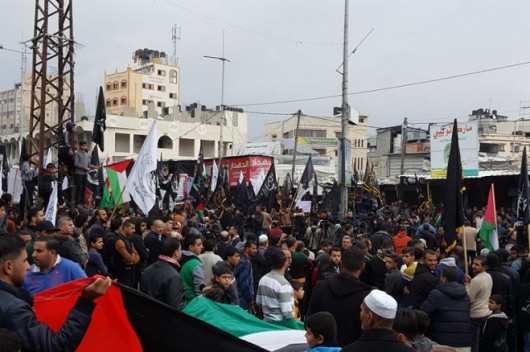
top-left (0, 235), bottom-right (111, 352)
top-left (141, 238), bottom-right (186, 311)
top-left (307, 247), bottom-right (372, 346)
top-left (421, 267), bottom-right (471, 349)
top-left (407, 249), bottom-right (438, 309)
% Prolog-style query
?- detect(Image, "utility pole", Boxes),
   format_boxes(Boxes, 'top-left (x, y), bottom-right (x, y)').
top-left (339, 0), bottom-right (350, 218)
top-left (291, 110), bottom-right (302, 179)
top-left (204, 49), bottom-right (230, 168)
top-left (400, 117), bottom-right (408, 175)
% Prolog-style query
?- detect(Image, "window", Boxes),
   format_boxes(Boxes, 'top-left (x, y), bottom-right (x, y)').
top-left (106, 99), bottom-right (111, 107)
top-left (112, 97), bottom-right (118, 106)
top-left (121, 80), bottom-right (127, 89)
top-left (169, 70), bottom-right (177, 83)
top-left (298, 129), bottom-right (326, 138)
top-left (120, 96), bottom-right (127, 105)
top-left (158, 70), bottom-right (166, 76)
top-left (142, 83), bottom-right (154, 90)
top-left (157, 85), bottom-right (166, 92)
top-left (169, 93), bottom-right (177, 99)
top-left (115, 133), bottom-right (130, 153)
top-left (142, 99), bottom-right (153, 105)
top-left (335, 132), bottom-right (342, 138)
top-left (158, 136), bottom-right (173, 149)
top-left (113, 81), bottom-right (119, 89)
top-left (157, 101), bottom-right (166, 108)
top-left (106, 83), bottom-right (112, 91)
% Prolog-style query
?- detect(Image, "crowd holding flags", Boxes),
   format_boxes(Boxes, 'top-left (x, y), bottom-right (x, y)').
top-left (442, 119), bottom-right (466, 253)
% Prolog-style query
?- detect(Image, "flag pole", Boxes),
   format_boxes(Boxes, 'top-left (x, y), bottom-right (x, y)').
top-left (110, 185), bottom-right (127, 219)
top-left (461, 229), bottom-right (469, 276)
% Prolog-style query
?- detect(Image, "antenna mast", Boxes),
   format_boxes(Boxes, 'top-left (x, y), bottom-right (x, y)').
top-left (171, 24), bottom-right (181, 66)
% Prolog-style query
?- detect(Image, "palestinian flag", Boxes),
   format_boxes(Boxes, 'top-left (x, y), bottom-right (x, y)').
top-left (479, 183), bottom-right (498, 251)
top-left (183, 297), bottom-right (306, 351)
top-left (105, 160), bottom-right (132, 206)
top-left (33, 278), bottom-right (306, 352)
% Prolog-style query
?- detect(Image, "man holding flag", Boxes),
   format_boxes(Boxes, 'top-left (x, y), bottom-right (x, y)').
top-left (0, 235), bottom-right (112, 352)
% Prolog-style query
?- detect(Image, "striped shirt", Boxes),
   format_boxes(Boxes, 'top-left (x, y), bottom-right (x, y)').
top-left (256, 271), bottom-right (294, 321)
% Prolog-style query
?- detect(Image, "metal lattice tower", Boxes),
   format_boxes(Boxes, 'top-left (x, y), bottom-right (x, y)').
top-left (29, 0), bottom-right (75, 165)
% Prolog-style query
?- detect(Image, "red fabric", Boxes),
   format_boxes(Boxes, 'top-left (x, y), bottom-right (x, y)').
top-left (393, 232), bottom-right (411, 254)
top-left (34, 277), bottom-right (142, 352)
top-left (483, 184), bottom-right (497, 226)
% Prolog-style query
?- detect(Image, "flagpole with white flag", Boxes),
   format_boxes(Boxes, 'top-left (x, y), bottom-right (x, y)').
top-left (126, 121), bottom-right (158, 215)
top-left (43, 148), bottom-right (53, 167)
top-left (210, 160), bottom-right (219, 191)
top-left (253, 168), bottom-right (266, 195)
top-left (45, 181), bottom-right (58, 225)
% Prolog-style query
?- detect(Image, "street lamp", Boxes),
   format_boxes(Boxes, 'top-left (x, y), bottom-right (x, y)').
top-left (203, 54), bottom-right (230, 167)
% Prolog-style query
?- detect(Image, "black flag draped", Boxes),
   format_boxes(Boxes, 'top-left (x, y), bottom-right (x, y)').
top-left (443, 119), bottom-right (466, 253)
top-left (256, 164), bottom-right (278, 210)
top-left (189, 147), bottom-right (207, 204)
top-left (87, 147), bottom-right (104, 207)
top-left (92, 86), bottom-right (107, 151)
top-left (319, 182), bottom-right (340, 218)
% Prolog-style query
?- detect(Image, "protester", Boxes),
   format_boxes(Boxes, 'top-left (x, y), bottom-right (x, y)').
top-left (85, 232), bottom-right (108, 277)
top-left (256, 250), bottom-right (294, 322)
top-left (180, 233), bottom-right (205, 301)
top-left (342, 289), bottom-right (414, 351)
top-left (308, 247), bottom-right (372, 346)
top-left (141, 238), bottom-right (186, 311)
top-left (303, 312), bottom-right (341, 352)
top-left (23, 236), bottom-right (86, 294)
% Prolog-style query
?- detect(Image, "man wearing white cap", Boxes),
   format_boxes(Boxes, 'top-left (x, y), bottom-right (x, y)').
top-left (342, 289), bottom-right (414, 352)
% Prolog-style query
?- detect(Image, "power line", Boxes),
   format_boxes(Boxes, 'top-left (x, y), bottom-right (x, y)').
top-left (233, 60), bottom-right (530, 107)
top-left (162, 0), bottom-right (339, 46)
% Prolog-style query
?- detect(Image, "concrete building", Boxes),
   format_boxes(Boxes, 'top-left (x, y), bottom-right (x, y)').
top-left (264, 113), bottom-right (369, 176)
top-left (470, 108), bottom-right (530, 160)
top-left (104, 48), bottom-right (180, 118)
top-left (0, 71), bottom-right (71, 161)
top-left (74, 104), bottom-right (247, 161)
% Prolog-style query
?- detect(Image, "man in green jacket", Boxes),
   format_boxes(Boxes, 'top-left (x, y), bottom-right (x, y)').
top-left (179, 233), bottom-right (205, 301)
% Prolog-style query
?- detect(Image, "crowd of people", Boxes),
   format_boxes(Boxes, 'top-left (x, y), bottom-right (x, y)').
top-left (1, 186), bottom-right (530, 352)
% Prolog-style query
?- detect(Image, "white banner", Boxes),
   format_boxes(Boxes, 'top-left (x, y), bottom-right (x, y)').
top-left (126, 121), bottom-right (158, 214)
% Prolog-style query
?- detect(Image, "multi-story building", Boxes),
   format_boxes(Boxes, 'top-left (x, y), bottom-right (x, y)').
top-left (264, 112), bottom-right (369, 176)
top-left (0, 71), bottom-right (71, 161)
top-left (74, 103), bottom-right (247, 161)
top-left (104, 49), bottom-right (180, 118)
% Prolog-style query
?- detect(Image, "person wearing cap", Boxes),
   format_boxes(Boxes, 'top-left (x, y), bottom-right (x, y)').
top-left (342, 289), bottom-right (414, 352)
top-left (38, 163), bottom-right (57, 209)
top-left (307, 247), bottom-right (372, 346)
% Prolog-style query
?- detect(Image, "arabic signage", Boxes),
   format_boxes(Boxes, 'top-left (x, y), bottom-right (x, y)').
top-left (205, 156), bottom-right (274, 187)
top-left (298, 137), bottom-right (338, 147)
top-left (430, 120), bottom-right (479, 178)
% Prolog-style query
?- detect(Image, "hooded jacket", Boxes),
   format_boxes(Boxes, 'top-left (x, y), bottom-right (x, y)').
top-left (307, 272), bottom-right (372, 347)
top-left (434, 257), bottom-right (465, 284)
top-left (421, 282), bottom-right (471, 347)
top-left (478, 311), bottom-right (509, 352)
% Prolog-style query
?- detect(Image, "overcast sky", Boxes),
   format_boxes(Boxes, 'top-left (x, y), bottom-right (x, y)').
top-left (2, 0), bottom-right (530, 141)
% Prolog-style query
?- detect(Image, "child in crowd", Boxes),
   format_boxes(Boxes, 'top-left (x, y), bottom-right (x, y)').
top-left (385, 253), bottom-right (403, 298)
top-left (292, 281), bottom-right (305, 321)
top-left (303, 312), bottom-right (341, 352)
top-left (479, 294), bottom-right (509, 352)
top-left (85, 233), bottom-right (108, 277)
top-left (400, 246), bottom-right (417, 281)
top-left (203, 264), bottom-right (238, 305)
